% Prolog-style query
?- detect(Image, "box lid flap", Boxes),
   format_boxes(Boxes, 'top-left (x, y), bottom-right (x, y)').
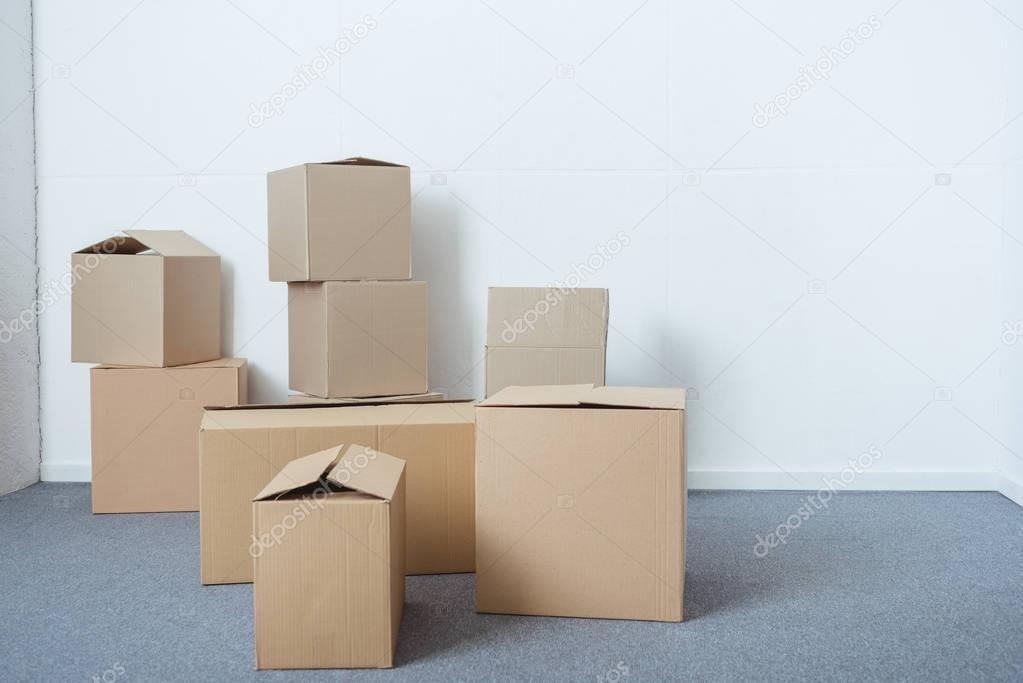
top-left (253, 445), bottom-right (341, 501)
top-left (74, 235), bottom-right (150, 255)
top-left (122, 230), bottom-right (218, 257)
top-left (320, 157), bottom-right (407, 168)
top-left (479, 384), bottom-right (685, 410)
top-left (324, 444), bottom-right (405, 501)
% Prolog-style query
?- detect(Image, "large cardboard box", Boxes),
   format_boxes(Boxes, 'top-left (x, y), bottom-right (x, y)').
top-left (485, 287), bottom-right (608, 396)
top-left (289, 281), bottom-right (428, 399)
top-left (253, 444), bottom-right (405, 670)
top-left (71, 230), bottom-right (221, 367)
top-left (200, 400), bottom-right (475, 584)
top-left (475, 384), bottom-right (686, 622)
top-left (287, 391), bottom-right (444, 404)
top-left (267, 158), bottom-right (411, 282)
top-left (91, 358), bottom-right (247, 513)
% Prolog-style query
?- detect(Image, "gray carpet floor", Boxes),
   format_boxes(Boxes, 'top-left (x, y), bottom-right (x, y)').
top-left (1, 483), bottom-right (1021, 682)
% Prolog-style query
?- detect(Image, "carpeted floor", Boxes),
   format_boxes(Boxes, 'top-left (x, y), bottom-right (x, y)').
top-left (1, 483), bottom-right (1021, 682)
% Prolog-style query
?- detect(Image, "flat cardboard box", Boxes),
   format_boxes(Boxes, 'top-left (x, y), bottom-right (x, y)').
top-left (72, 230), bottom-right (221, 367)
top-left (475, 384), bottom-right (686, 622)
top-left (200, 400), bottom-right (475, 584)
top-left (91, 359), bottom-right (246, 513)
top-left (253, 444), bottom-right (405, 669)
top-left (484, 287), bottom-right (608, 396)
top-left (267, 158), bottom-right (411, 282)
top-left (289, 281), bottom-right (428, 399)
top-left (287, 391), bottom-right (445, 404)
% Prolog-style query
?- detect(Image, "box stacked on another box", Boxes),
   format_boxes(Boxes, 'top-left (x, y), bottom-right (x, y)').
top-left (267, 158), bottom-right (432, 401)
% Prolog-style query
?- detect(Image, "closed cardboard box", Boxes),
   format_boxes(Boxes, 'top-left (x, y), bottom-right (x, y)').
top-left (267, 158), bottom-right (411, 282)
top-left (287, 391), bottom-right (444, 404)
top-left (289, 281), bottom-right (428, 399)
top-left (91, 358), bottom-right (247, 513)
top-left (475, 384), bottom-right (686, 622)
top-left (72, 230), bottom-right (221, 367)
top-left (485, 287), bottom-right (608, 396)
top-left (200, 400), bottom-right (474, 584)
top-left (253, 444), bottom-right (405, 670)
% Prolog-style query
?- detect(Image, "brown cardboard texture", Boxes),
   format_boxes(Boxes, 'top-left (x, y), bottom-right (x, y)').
top-left (71, 230), bottom-right (222, 367)
top-left (484, 287), bottom-right (608, 396)
top-left (287, 391), bottom-right (445, 404)
top-left (288, 281), bottom-right (428, 398)
top-left (267, 158), bottom-right (411, 282)
top-left (476, 384), bottom-right (686, 622)
top-left (200, 401), bottom-right (475, 584)
top-left (91, 358), bottom-right (246, 513)
top-left (253, 444), bottom-right (405, 670)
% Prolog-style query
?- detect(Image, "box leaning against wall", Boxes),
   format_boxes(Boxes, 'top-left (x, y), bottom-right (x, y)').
top-left (289, 280), bottom-right (428, 399)
top-left (267, 157), bottom-right (411, 282)
top-left (253, 444), bottom-right (406, 670)
top-left (71, 230), bottom-right (221, 368)
top-left (200, 400), bottom-right (474, 585)
top-left (475, 384), bottom-right (686, 622)
top-left (91, 359), bottom-right (247, 513)
top-left (484, 287), bottom-right (609, 397)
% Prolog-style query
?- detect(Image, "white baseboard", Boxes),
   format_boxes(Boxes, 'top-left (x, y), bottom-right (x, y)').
top-left (689, 470), bottom-right (999, 492)
top-left (40, 461), bottom-right (91, 482)
top-left (998, 474), bottom-right (1023, 507)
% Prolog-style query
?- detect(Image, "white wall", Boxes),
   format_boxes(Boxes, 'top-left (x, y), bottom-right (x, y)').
top-left (33, 0), bottom-right (1023, 494)
top-left (0, 0), bottom-right (40, 494)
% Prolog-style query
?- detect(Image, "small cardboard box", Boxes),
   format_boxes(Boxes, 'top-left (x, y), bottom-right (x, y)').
top-left (289, 281), bottom-right (428, 399)
top-left (475, 384), bottom-right (686, 622)
top-left (200, 400), bottom-right (475, 584)
top-left (253, 444), bottom-right (405, 670)
top-left (485, 287), bottom-right (608, 396)
top-left (287, 391), bottom-right (445, 404)
top-left (91, 358), bottom-right (246, 513)
top-left (71, 230), bottom-right (221, 367)
top-left (267, 158), bottom-right (411, 282)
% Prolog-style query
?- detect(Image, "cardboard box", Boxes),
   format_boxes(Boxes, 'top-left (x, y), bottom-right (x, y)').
top-left (289, 281), bottom-right (428, 399)
top-left (267, 158), bottom-right (411, 282)
top-left (475, 384), bottom-right (686, 622)
top-left (485, 287), bottom-right (608, 396)
top-left (72, 230), bottom-right (221, 367)
top-left (287, 391), bottom-right (445, 404)
top-left (253, 444), bottom-right (405, 670)
top-left (200, 400), bottom-right (475, 584)
top-left (91, 358), bottom-right (247, 513)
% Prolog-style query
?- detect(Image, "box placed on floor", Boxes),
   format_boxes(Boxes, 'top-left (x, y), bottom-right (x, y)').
top-left (484, 287), bottom-right (608, 397)
top-left (200, 400), bottom-right (475, 584)
top-left (91, 358), bottom-right (247, 513)
top-left (289, 280), bottom-right (428, 399)
top-left (267, 158), bottom-right (411, 282)
top-left (287, 391), bottom-right (445, 404)
top-left (475, 384), bottom-right (686, 622)
top-left (71, 230), bottom-right (221, 367)
top-left (253, 444), bottom-right (405, 670)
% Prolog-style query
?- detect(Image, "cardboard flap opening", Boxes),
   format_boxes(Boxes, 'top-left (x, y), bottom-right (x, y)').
top-left (122, 230), bottom-right (219, 257)
top-left (325, 445), bottom-right (405, 501)
top-left (74, 236), bottom-right (150, 255)
top-left (253, 446), bottom-right (343, 501)
top-left (322, 157), bottom-right (407, 168)
top-left (478, 384), bottom-right (595, 407)
top-left (479, 384), bottom-right (686, 410)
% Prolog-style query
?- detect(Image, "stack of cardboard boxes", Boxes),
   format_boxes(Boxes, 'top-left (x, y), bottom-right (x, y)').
top-left (71, 159), bottom-right (687, 672)
top-left (71, 230), bottom-right (246, 513)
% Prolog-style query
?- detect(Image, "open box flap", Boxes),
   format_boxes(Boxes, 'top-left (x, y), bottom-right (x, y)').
top-left (253, 445), bottom-right (342, 501)
top-left (479, 384), bottom-right (685, 410)
top-left (122, 230), bottom-right (218, 257)
top-left (319, 157), bottom-right (407, 168)
top-left (325, 445), bottom-right (405, 501)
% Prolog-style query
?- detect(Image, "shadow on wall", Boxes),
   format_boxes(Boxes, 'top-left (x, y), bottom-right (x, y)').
top-left (220, 259), bottom-right (235, 363)
top-left (413, 190), bottom-right (485, 401)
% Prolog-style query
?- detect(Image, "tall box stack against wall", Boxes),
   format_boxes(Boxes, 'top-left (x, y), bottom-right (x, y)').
top-left (475, 384), bottom-right (686, 622)
top-left (91, 359), bottom-right (247, 513)
top-left (71, 230), bottom-right (221, 368)
top-left (485, 287), bottom-right (608, 397)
